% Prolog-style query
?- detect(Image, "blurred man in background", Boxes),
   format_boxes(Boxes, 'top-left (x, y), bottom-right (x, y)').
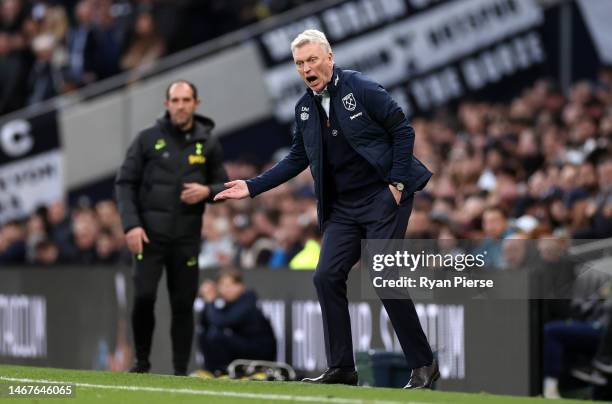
top-left (197, 269), bottom-right (276, 374)
top-left (115, 79), bottom-right (228, 376)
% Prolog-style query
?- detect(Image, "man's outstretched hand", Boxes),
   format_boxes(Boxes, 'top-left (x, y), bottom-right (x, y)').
top-left (214, 180), bottom-right (250, 201)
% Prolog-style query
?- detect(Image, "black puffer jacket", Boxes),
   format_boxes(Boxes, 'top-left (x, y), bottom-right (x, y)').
top-left (115, 113), bottom-right (228, 241)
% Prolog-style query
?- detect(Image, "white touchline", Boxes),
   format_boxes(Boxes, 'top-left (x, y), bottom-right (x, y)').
top-left (0, 376), bottom-right (429, 404)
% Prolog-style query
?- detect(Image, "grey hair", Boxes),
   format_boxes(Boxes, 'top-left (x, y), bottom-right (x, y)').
top-left (290, 29), bottom-right (332, 54)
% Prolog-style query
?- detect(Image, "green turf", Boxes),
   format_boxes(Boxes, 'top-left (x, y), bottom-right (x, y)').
top-left (0, 365), bottom-right (593, 404)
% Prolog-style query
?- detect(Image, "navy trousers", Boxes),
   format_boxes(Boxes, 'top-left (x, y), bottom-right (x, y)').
top-left (314, 185), bottom-right (434, 370)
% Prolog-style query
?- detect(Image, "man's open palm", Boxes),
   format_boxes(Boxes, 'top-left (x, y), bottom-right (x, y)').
top-left (214, 180), bottom-right (250, 201)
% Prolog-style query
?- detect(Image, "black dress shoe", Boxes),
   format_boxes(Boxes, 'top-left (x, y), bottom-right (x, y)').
top-left (302, 368), bottom-right (358, 385)
top-left (404, 359), bottom-right (439, 389)
top-left (129, 361), bottom-right (151, 374)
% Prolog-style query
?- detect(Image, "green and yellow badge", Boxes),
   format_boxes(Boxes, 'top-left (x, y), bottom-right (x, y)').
top-left (154, 138), bottom-right (166, 151)
top-left (188, 142), bottom-right (206, 164)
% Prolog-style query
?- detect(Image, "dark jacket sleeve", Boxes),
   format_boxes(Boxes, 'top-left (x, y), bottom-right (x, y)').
top-left (115, 134), bottom-right (144, 232)
top-left (205, 136), bottom-right (229, 202)
top-left (357, 75), bottom-right (414, 184)
top-left (204, 291), bottom-right (257, 328)
top-left (245, 120), bottom-right (309, 197)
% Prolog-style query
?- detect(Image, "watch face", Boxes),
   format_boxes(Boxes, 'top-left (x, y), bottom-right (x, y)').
top-left (396, 183), bottom-right (404, 191)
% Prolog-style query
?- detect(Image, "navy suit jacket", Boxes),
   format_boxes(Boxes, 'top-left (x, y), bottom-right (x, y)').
top-left (247, 66), bottom-right (432, 228)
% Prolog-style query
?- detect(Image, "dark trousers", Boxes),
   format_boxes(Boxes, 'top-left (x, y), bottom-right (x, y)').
top-left (132, 239), bottom-right (200, 373)
top-left (199, 329), bottom-right (276, 372)
top-left (315, 186), bottom-right (434, 370)
top-left (543, 320), bottom-right (603, 378)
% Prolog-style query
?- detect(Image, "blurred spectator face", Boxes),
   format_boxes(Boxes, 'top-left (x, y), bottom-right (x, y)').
top-left (517, 129), bottom-right (538, 156)
top-left (199, 280), bottom-right (217, 302)
top-left (550, 199), bottom-right (568, 224)
top-left (31, 33), bottom-right (55, 61)
top-left (217, 274), bottom-right (245, 303)
top-left (35, 240), bottom-right (58, 264)
top-left (47, 200), bottom-right (66, 225)
top-left (571, 118), bottom-right (597, 143)
top-left (292, 41), bottom-right (334, 93)
top-left (0, 31), bottom-right (9, 55)
top-left (485, 148), bottom-right (504, 171)
top-left (559, 165), bottom-right (578, 191)
top-left (437, 226), bottom-right (457, 251)
top-left (73, 214), bottom-right (99, 250)
top-left (95, 200), bottom-right (120, 228)
top-left (1, 0), bottom-right (21, 24)
top-left (164, 82), bottom-right (200, 130)
top-left (599, 159), bottom-right (612, 190)
top-left (1, 222), bottom-right (24, 244)
top-left (458, 196), bottom-right (485, 224)
top-left (75, 0), bottom-right (94, 25)
top-left (41, 5), bottom-right (68, 40)
top-left (502, 236), bottom-right (527, 269)
top-left (26, 213), bottom-right (46, 239)
top-left (578, 162), bottom-right (597, 189)
top-left (570, 81), bottom-right (592, 104)
top-left (482, 209), bottom-right (507, 238)
top-left (96, 232), bottom-right (116, 259)
top-left (600, 115), bottom-right (612, 137)
top-left (135, 12), bottom-right (155, 36)
top-left (537, 237), bottom-right (567, 262)
top-left (528, 170), bottom-right (548, 197)
top-left (279, 214), bottom-right (301, 245)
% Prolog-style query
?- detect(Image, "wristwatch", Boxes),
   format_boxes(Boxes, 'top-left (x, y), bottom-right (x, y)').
top-left (392, 182), bottom-right (404, 192)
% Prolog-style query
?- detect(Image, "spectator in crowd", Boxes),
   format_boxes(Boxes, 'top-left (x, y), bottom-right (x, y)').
top-left (473, 206), bottom-right (512, 270)
top-left (0, 0), bottom-right (339, 114)
top-left (198, 269), bottom-right (276, 374)
top-left (268, 212), bottom-right (302, 269)
top-left (231, 214), bottom-right (274, 269)
top-left (26, 33), bottom-right (62, 105)
top-left (0, 220), bottom-right (26, 264)
top-left (289, 222), bottom-right (320, 270)
top-left (64, 0), bottom-right (98, 88)
top-left (70, 206), bottom-right (100, 265)
top-left (0, 28), bottom-right (29, 113)
top-left (46, 200), bottom-right (74, 259)
top-left (95, 228), bottom-right (120, 264)
top-left (198, 207), bottom-right (234, 269)
top-left (119, 11), bottom-right (164, 75)
top-left (33, 238), bottom-right (60, 265)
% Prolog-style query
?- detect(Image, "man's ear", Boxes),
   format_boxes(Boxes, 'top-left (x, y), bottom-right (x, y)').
top-left (163, 100), bottom-right (169, 109)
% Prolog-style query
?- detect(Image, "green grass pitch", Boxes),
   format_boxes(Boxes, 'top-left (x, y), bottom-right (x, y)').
top-left (0, 365), bottom-right (590, 403)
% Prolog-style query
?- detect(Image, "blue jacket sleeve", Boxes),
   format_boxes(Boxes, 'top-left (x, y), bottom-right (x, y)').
top-left (245, 119), bottom-right (309, 197)
top-left (357, 75), bottom-right (414, 184)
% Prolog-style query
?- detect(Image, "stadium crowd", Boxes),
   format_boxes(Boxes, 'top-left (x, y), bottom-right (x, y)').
top-left (1, 69), bottom-right (611, 270)
top-left (0, 0), bottom-right (308, 115)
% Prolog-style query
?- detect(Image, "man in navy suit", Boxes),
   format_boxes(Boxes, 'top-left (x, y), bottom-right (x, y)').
top-left (215, 29), bottom-right (438, 388)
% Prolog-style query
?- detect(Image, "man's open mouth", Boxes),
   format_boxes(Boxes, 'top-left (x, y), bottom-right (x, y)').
top-left (306, 76), bottom-right (317, 83)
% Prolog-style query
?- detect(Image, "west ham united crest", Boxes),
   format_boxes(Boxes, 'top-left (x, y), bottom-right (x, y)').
top-left (342, 93), bottom-right (356, 111)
